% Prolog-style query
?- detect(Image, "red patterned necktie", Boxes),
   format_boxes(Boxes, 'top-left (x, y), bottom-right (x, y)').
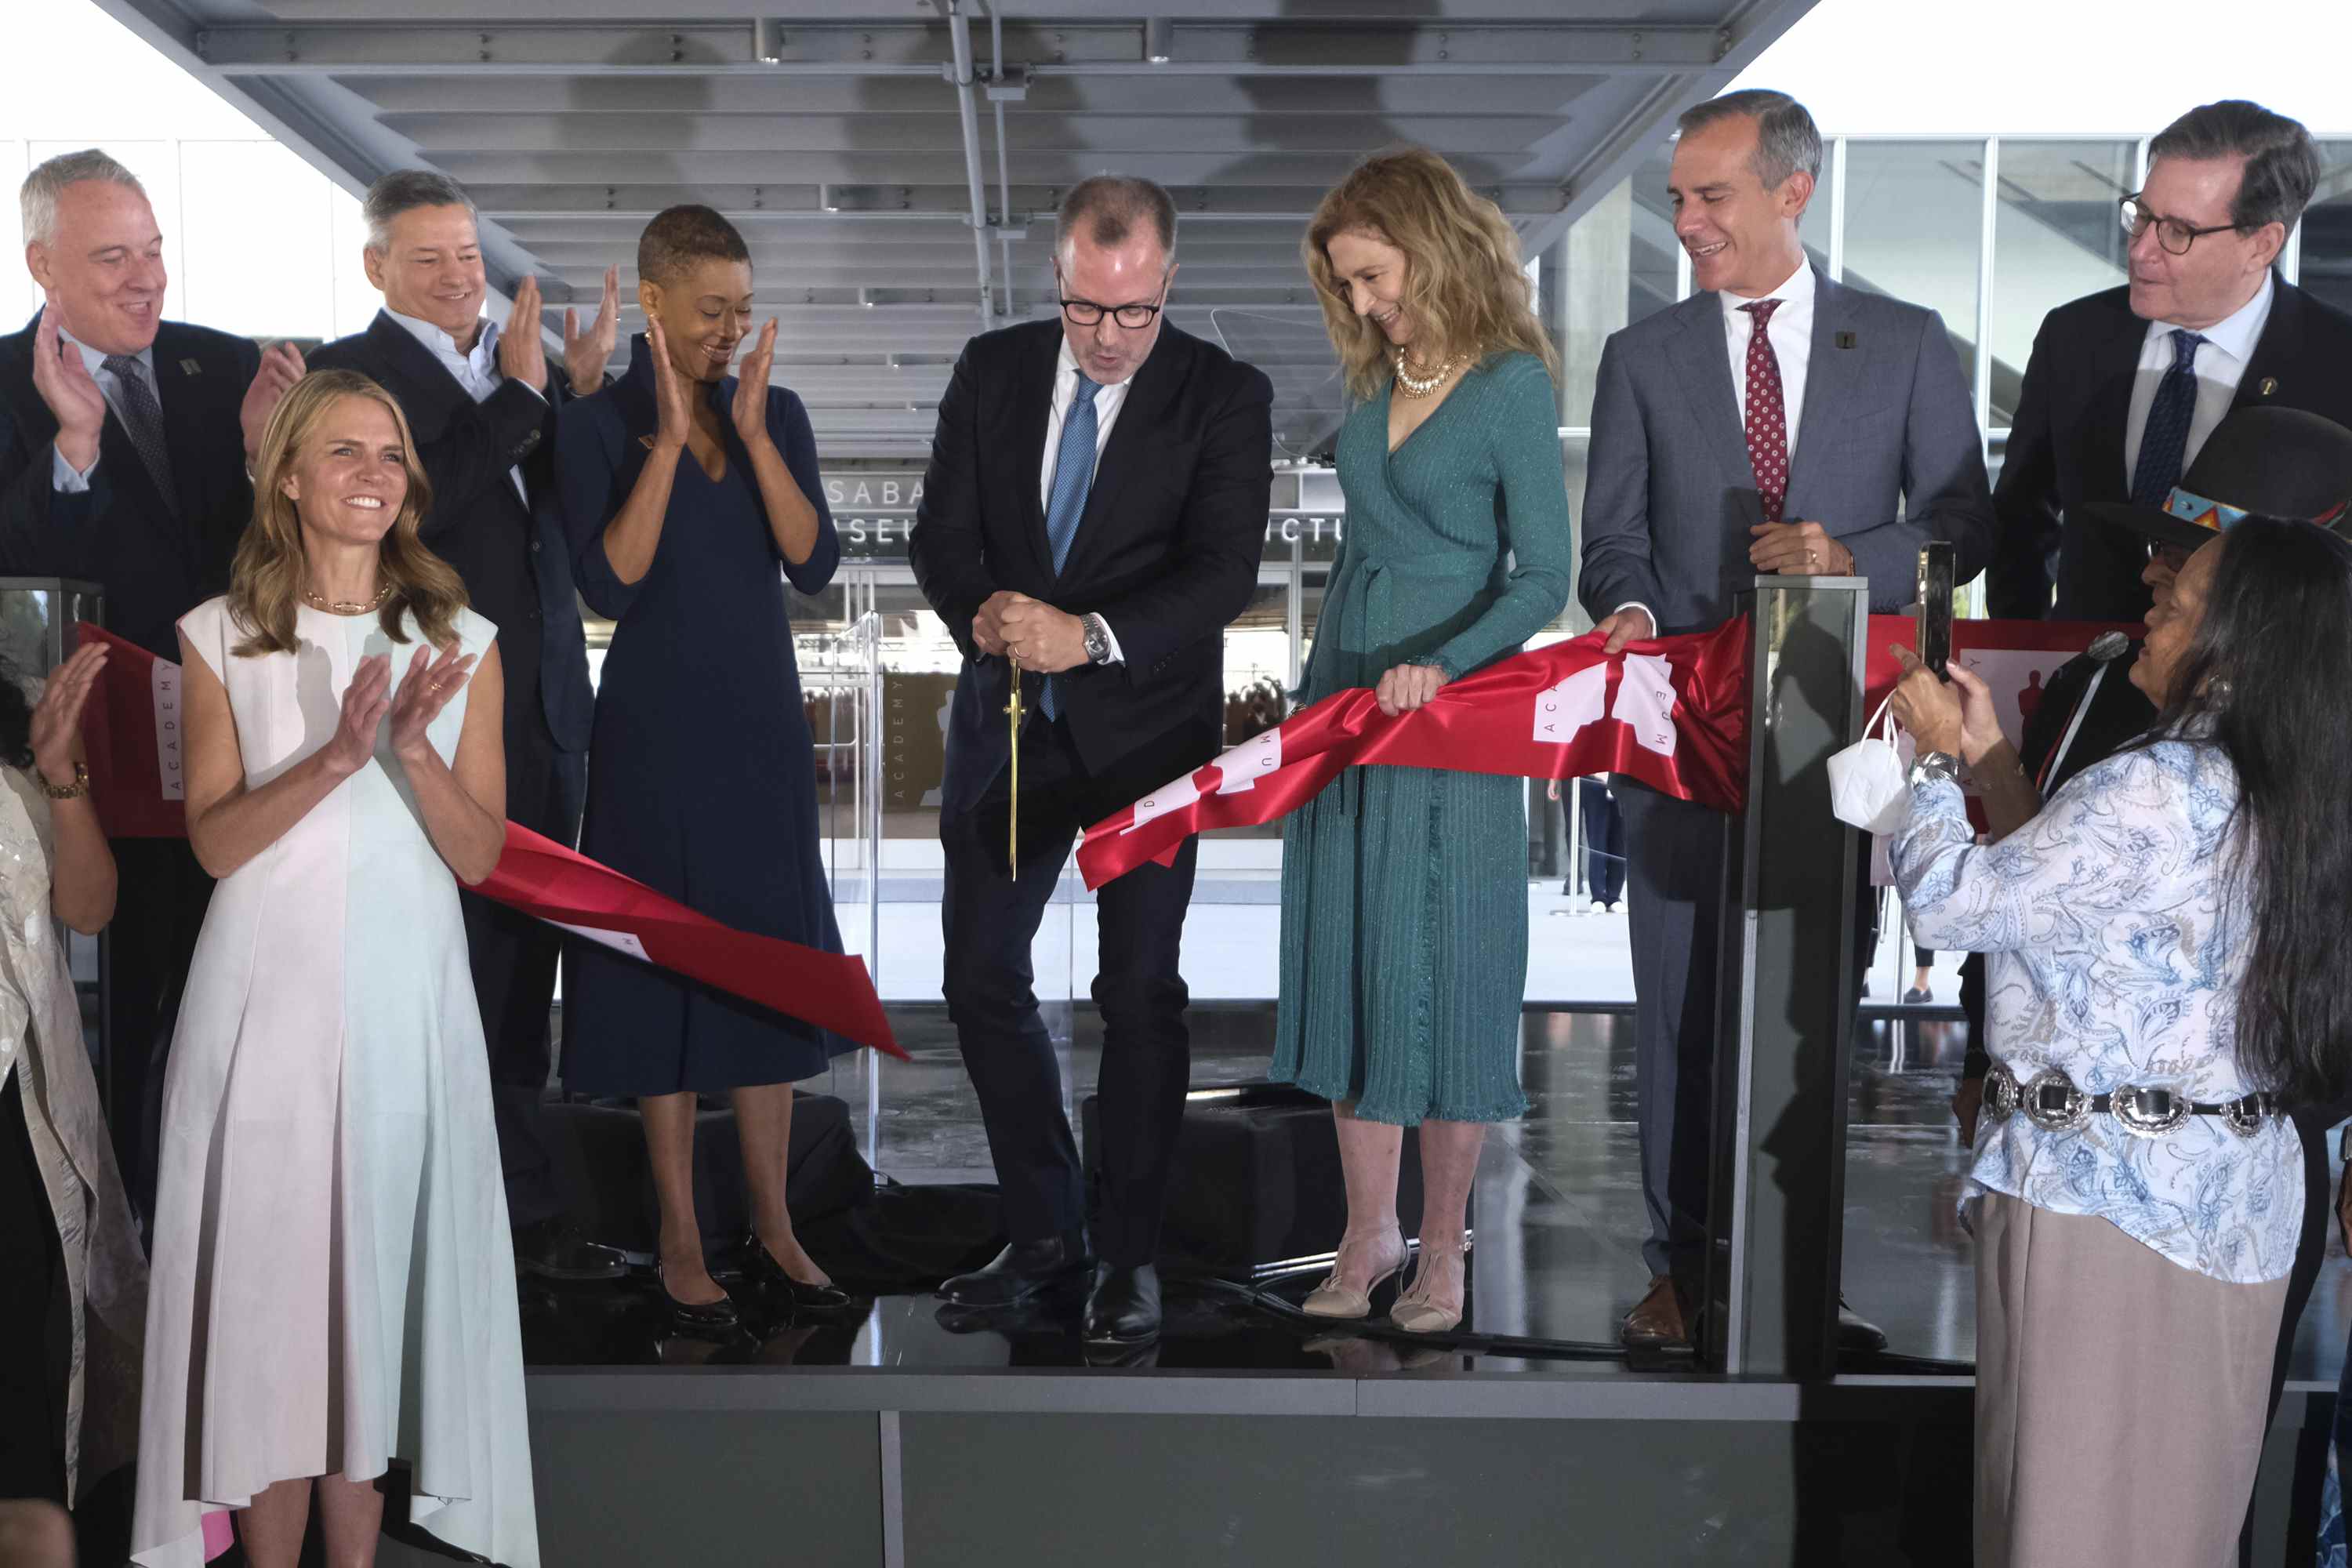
top-left (1740, 299), bottom-right (1787, 524)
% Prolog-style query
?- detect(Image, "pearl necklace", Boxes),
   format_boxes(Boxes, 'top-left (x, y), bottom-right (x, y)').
top-left (1392, 347), bottom-right (1468, 399)
top-left (301, 581), bottom-right (394, 616)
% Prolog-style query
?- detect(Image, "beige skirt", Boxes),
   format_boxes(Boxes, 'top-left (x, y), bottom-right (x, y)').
top-left (1973, 1192), bottom-right (2288, 1568)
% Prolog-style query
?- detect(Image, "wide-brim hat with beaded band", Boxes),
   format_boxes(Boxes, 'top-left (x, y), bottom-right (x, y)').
top-left (2085, 405), bottom-right (2352, 553)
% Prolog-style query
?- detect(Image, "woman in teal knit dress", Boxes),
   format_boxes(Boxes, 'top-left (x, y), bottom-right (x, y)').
top-left (1272, 149), bottom-right (1573, 1334)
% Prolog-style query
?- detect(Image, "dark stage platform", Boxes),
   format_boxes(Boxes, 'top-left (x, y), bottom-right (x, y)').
top-left (377, 1006), bottom-right (2347, 1566)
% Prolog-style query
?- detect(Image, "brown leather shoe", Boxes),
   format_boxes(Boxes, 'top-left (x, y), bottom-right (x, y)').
top-left (1621, 1273), bottom-right (1690, 1348)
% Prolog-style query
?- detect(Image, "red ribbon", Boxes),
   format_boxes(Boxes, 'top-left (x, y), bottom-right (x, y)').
top-left (71, 622), bottom-right (904, 1060)
top-left (1077, 620), bottom-right (1752, 891)
top-left (1079, 614), bottom-right (2139, 891)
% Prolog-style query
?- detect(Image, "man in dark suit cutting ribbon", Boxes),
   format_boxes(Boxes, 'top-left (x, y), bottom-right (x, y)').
top-left (910, 175), bottom-right (1272, 1346)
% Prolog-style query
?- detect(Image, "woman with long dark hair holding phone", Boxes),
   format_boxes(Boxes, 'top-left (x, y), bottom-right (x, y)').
top-left (1889, 514), bottom-right (2352, 1566)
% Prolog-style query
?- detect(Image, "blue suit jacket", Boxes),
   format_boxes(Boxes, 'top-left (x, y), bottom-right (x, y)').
top-left (1578, 269), bottom-right (1994, 633)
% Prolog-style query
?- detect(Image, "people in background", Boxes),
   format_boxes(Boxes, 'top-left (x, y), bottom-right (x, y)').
top-left (1990, 100), bottom-right (2352, 622)
top-left (133, 371), bottom-right (535, 1567)
top-left (0, 644), bottom-right (143, 1537)
top-left (1276, 147), bottom-right (1573, 1336)
top-left (909, 174), bottom-right (1272, 1348)
top-left (0, 147), bottom-right (302, 1222)
top-left (310, 168), bottom-right (621, 1285)
top-left (1579, 88), bottom-right (1992, 1350)
top-left (1891, 510), bottom-right (2352, 1566)
top-left (555, 205), bottom-right (851, 1333)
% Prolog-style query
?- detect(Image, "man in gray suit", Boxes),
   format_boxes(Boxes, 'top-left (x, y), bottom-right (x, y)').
top-left (1580, 89), bottom-right (1994, 1349)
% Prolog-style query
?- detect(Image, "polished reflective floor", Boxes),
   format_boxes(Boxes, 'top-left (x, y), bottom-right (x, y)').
top-left (520, 1004), bottom-right (2352, 1381)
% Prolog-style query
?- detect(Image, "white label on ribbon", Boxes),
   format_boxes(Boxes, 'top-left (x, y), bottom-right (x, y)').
top-left (1612, 654), bottom-right (1679, 757)
top-left (1531, 661), bottom-right (1607, 744)
top-left (1125, 771), bottom-right (1201, 832)
top-left (550, 920), bottom-right (650, 961)
top-left (151, 656), bottom-right (183, 800)
top-left (1210, 728), bottom-right (1282, 794)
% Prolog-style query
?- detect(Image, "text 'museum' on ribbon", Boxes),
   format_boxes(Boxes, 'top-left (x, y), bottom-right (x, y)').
top-left (1077, 615), bottom-right (2129, 891)
top-left (71, 622), bottom-right (905, 1061)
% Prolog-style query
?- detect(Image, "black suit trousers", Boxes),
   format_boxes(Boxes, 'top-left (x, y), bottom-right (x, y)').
top-left (458, 703), bottom-right (585, 1229)
top-left (115, 836), bottom-right (212, 1225)
top-left (939, 713), bottom-right (1196, 1267)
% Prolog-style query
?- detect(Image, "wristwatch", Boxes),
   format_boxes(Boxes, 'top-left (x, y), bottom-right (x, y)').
top-left (1908, 750), bottom-right (1960, 789)
top-left (1080, 613), bottom-right (1112, 666)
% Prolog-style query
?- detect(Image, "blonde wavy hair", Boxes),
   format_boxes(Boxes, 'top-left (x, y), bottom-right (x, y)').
top-left (229, 369), bottom-right (467, 656)
top-left (1304, 147), bottom-right (1559, 402)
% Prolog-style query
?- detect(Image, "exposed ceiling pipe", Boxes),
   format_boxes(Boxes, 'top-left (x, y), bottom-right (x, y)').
top-left (944, 1), bottom-right (996, 332)
top-left (990, 8), bottom-right (1015, 320)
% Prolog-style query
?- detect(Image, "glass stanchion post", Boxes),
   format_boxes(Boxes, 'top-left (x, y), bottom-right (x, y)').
top-left (1701, 575), bottom-right (1869, 1380)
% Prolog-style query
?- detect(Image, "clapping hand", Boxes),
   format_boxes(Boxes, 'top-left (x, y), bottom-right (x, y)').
top-left (387, 643), bottom-right (477, 764)
top-left (497, 275), bottom-right (550, 395)
top-left (644, 318), bottom-right (692, 454)
top-left (563, 265), bottom-right (621, 390)
top-left (28, 642), bottom-right (107, 789)
top-left (239, 341), bottom-right (307, 462)
top-left (731, 318), bottom-right (779, 448)
top-left (320, 653), bottom-right (394, 779)
top-left (31, 302), bottom-right (107, 474)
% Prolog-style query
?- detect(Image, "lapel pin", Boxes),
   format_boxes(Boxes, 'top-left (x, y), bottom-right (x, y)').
top-left (2258, 377), bottom-right (2278, 398)
top-left (180, 358), bottom-right (200, 376)
top-left (1834, 331), bottom-right (1857, 350)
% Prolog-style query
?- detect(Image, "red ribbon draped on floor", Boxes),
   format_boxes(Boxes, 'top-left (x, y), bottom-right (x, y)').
top-left (1077, 613), bottom-right (2133, 891)
top-left (73, 622), bottom-right (904, 1060)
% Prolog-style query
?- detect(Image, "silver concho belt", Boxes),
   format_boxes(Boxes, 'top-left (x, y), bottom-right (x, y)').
top-left (1982, 1062), bottom-right (2285, 1139)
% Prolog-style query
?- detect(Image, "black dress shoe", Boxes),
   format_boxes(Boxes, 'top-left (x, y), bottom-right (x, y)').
top-left (655, 1267), bottom-right (741, 1334)
top-left (1082, 1262), bottom-right (1162, 1346)
top-left (938, 1236), bottom-right (1094, 1308)
top-left (511, 1217), bottom-right (630, 1283)
top-left (735, 1231), bottom-right (855, 1312)
top-left (1838, 1296), bottom-right (1889, 1354)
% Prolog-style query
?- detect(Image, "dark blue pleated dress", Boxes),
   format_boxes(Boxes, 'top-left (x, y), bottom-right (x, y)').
top-left (554, 340), bottom-right (849, 1094)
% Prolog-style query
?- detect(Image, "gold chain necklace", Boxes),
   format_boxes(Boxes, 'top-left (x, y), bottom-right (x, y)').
top-left (301, 581), bottom-right (394, 616)
top-left (1392, 347), bottom-right (1468, 399)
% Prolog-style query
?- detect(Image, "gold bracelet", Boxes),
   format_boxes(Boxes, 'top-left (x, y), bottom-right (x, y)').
top-left (38, 760), bottom-right (89, 800)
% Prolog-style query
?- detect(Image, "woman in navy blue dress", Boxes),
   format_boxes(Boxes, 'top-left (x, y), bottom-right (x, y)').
top-left (556, 205), bottom-right (850, 1330)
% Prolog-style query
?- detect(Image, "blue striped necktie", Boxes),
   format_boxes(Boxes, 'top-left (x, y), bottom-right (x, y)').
top-left (2130, 328), bottom-right (2206, 506)
top-left (1038, 372), bottom-right (1101, 720)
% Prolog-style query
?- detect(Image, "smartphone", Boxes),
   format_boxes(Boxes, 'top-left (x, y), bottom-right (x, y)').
top-left (1915, 542), bottom-right (1955, 678)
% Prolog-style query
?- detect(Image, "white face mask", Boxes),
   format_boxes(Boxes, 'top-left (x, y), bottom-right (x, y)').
top-left (1826, 696), bottom-right (1915, 836)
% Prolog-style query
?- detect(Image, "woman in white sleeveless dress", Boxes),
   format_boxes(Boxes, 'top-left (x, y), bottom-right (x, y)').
top-left (130, 370), bottom-right (538, 1568)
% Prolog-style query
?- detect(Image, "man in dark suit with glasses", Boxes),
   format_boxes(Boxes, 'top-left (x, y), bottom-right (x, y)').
top-left (910, 174), bottom-right (1272, 1347)
top-left (1989, 99), bottom-right (2352, 622)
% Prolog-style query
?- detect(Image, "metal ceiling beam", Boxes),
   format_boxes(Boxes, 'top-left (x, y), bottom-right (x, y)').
top-left (352, 71), bottom-right (1612, 118)
top-left (425, 150), bottom-right (1527, 187)
top-left (194, 22), bottom-right (1730, 78)
top-left (1515, 0), bottom-right (1822, 256)
top-left (265, 0), bottom-right (1732, 21)
top-left (377, 113), bottom-right (1570, 156)
top-left (467, 182), bottom-right (1565, 221)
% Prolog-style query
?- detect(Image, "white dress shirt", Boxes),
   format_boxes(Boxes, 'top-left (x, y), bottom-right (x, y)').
top-left (385, 308), bottom-right (542, 506)
top-left (49, 328), bottom-right (156, 493)
top-left (2122, 271), bottom-right (2273, 491)
top-left (1036, 336), bottom-right (1134, 663)
top-left (1613, 258), bottom-right (1817, 633)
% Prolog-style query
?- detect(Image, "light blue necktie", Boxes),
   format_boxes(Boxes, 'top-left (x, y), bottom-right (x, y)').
top-left (1038, 372), bottom-right (1101, 720)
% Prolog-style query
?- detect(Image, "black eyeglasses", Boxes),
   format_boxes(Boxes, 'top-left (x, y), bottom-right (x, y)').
top-left (2120, 194), bottom-right (2241, 257)
top-left (1056, 269), bottom-right (1170, 328)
